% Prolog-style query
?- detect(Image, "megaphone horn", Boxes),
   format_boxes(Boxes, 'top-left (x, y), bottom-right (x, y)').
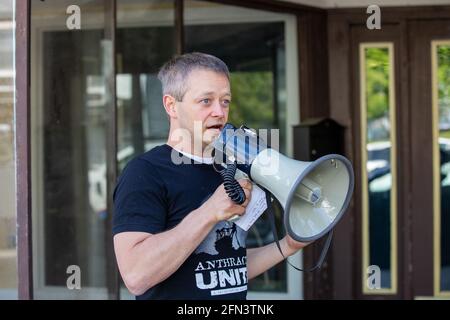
top-left (212, 123), bottom-right (355, 243)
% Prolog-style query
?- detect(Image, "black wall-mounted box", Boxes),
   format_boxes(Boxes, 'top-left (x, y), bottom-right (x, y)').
top-left (293, 118), bottom-right (345, 161)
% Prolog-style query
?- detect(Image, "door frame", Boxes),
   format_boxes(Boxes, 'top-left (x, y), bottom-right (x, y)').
top-left (350, 24), bottom-right (405, 300)
top-left (15, 0), bottom-right (33, 301)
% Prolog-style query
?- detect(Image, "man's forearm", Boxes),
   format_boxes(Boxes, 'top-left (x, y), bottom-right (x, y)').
top-left (246, 238), bottom-right (303, 280)
top-left (122, 207), bottom-right (216, 295)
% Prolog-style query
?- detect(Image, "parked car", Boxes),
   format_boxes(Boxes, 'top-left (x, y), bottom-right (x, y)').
top-left (367, 138), bottom-right (450, 274)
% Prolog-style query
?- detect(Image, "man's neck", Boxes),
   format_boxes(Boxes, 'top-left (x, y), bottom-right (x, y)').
top-left (166, 124), bottom-right (216, 158)
top-left (166, 139), bottom-right (213, 158)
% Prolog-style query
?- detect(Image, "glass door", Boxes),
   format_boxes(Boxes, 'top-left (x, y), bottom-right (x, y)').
top-left (29, 0), bottom-right (300, 300)
top-left (31, 0), bottom-right (116, 299)
top-left (114, 0), bottom-right (300, 299)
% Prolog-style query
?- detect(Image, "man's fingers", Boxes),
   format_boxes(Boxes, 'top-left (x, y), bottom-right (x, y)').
top-left (244, 188), bottom-right (251, 199)
top-left (238, 179), bottom-right (252, 191)
top-left (233, 205), bottom-right (246, 215)
top-left (239, 196), bottom-right (249, 208)
top-left (240, 189), bottom-right (252, 207)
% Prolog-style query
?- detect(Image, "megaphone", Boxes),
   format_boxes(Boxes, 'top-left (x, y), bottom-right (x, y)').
top-left (212, 123), bottom-right (354, 243)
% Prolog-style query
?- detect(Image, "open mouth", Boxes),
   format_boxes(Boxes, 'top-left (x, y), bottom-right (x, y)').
top-left (206, 124), bottom-right (223, 130)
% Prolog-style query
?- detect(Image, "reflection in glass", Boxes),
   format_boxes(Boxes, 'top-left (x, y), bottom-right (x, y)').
top-left (361, 45), bottom-right (397, 292)
top-left (31, 0), bottom-right (113, 298)
top-left (434, 43), bottom-right (450, 292)
top-left (185, 0), bottom-right (288, 293)
top-left (0, 0), bottom-right (17, 299)
top-left (116, 0), bottom-right (175, 173)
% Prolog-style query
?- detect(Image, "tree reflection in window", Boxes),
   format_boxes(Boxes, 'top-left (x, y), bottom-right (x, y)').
top-left (361, 45), bottom-right (397, 292)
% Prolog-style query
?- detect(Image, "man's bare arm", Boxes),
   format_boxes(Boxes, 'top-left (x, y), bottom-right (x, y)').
top-left (114, 207), bottom-right (216, 296)
top-left (246, 236), bottom-right (308, 280)
top-left (114, 180), bottom-right (252, 296)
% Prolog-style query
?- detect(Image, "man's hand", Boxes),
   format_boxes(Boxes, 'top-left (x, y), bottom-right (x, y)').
top-left (114, 180), bottom-right (253, 296)
top-left (202, 179), bottom-right (252, 222)
top-left (283, 234), bottom-right (311, 254)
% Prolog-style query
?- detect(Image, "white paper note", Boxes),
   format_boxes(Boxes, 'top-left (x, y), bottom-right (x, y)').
top-left (234, 184), bottom-right (268, 231)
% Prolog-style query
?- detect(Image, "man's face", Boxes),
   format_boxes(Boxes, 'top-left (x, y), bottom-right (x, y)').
top-left (174, 69), bottom-right (230, 150)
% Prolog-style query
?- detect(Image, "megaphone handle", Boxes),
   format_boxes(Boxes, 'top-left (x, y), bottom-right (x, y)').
top-left (263, 190), bottom-right (333, 272)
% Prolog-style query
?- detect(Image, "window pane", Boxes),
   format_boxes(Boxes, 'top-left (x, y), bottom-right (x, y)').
top-left (185, 0), bottom-right (289, 294)
top-left (0, 0), bottom-right (17, 299)
top-left (434, 43), bottom-right (450, 293)
top-left (31, 0), bottom-right (114, 298)
top-left (361, 44), bottom-right (397, 293)
top-left (116, 0), bottom-right (175, 171)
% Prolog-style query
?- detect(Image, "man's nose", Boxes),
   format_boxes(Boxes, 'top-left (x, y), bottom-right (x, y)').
top-left (211, 100), bottom-right (225, 117)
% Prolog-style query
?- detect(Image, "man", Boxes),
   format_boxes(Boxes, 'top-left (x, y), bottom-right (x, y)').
top-left (113, 52), bottom-right (307, 300)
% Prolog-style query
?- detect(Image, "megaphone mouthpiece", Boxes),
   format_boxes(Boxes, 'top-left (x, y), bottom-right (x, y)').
top-left (295, 177), bottom-right (322, 205)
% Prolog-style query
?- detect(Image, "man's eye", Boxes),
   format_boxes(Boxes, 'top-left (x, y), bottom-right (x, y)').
top-left (201, 99), bottom-right (210, 104)
top-left (222, 100), bottom-right (231, 106)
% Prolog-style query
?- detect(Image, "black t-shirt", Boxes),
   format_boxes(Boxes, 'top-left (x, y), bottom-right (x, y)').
top-left (113, 144), bottom-right (248, 300)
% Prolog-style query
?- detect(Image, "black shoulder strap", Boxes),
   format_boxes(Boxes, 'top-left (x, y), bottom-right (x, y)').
top-left (263, 189), bottom-right (333, 272)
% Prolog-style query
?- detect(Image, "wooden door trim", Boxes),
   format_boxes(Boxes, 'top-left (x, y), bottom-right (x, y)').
top-left (350, 24), bottom-right (405, 300)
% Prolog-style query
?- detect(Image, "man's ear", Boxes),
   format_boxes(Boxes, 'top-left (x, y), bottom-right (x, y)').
top-left (163, 95), bottom-right (177, 119)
